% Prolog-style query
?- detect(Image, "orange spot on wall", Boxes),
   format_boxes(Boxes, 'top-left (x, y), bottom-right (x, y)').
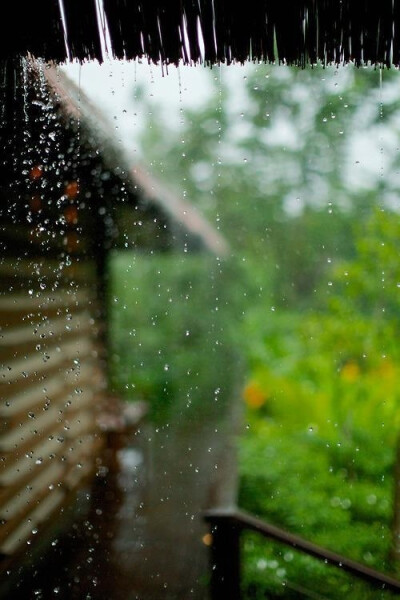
top-left (65, 181), bottom-right (79, 199)
top-left (64, 232), bottom-right (79, 253)
top-left (64, 205), bottom-right (78, 225)
top-left (29, 195), bottom-right (42, 212)
top-left (29, 165), bottom-right (43, 180)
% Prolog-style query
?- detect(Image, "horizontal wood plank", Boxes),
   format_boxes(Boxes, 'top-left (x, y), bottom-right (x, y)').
top-left (0, 489), bottom-right (65, 555)
top-left (0, 461), bottom-right (65, 521)
top-left (0, 364), bottom-right (103, 420)
top-left (0, 436), bottom-right (64, 487)
top-left (0, 258), bottom-right (97, 285)
top-left (0, 311), bottom-right (94, 346)
top-left (0, 336), bottom-right (97, 384)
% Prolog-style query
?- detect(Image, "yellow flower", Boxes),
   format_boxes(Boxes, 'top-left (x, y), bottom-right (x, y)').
top-left (377, 359), bottom-right (396, 379)
top-left (243, 382), bottom-right (267, 409)
top-left (341, 361), bottom-right (360, 383)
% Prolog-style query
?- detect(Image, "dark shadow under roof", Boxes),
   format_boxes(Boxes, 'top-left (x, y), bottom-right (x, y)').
top-left (1, 1), bottom-right (399, 67)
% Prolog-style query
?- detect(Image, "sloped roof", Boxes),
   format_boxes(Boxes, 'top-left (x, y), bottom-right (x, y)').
top-left (44, 66), bottom-right (228, 256)
top-left (1, 1), bottom-right (398, 67)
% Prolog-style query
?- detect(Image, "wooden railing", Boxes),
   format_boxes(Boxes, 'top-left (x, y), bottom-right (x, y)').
top-left (204, 508), bottom-right (400, 599)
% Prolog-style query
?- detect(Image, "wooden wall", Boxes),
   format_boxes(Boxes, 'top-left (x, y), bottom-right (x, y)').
top-left (0, 203), bottom-right (107, 559)
top-left (0, 61), bottom-right (109, 561)
top-left (0, 59), bottom-right (170, 567)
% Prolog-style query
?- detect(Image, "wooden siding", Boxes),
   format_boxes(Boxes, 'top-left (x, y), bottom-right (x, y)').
top-left (0, 63), bottom-right (133, 562)
top-left (0, 212), bottom-right (107, 559)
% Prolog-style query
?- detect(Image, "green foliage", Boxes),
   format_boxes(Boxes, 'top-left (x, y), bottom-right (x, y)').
top-left (239, 425), bottom-right (395, 599)
top-left (241, 531), bottom-right (396, 600)
top-left (331, 208), bottom-right (400, 324)
top-left (109, 251), bottom-right (242, 423)
top-left (239, 207), bottom-right (400, 597)
top-left (123, 64), bottom-right (400, 596)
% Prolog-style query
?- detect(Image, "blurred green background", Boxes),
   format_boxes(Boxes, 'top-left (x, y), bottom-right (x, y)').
top-left (109, 64), bottom-right (400, 598)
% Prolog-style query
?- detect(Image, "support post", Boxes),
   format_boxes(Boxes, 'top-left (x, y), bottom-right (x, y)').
top-left (205, 513), bottom-right (241, 600)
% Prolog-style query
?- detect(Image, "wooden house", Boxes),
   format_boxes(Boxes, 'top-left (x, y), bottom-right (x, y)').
top-left (0, 59), bottom-right (227, 576)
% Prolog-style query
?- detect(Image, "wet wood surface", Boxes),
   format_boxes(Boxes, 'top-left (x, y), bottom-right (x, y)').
top-left (7, 404), bottom-right (240, 600)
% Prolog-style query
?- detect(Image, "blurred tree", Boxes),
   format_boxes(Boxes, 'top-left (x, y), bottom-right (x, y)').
top-left (136, 65), bottom-right (400, 313)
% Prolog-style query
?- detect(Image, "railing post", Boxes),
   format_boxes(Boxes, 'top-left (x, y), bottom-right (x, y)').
top-left (205, 512), bottom-right (241, 600)
top-left (206, 508), bottom-right (400, 596)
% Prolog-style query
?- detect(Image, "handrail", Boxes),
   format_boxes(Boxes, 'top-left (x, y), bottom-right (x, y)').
top-left (204, 508), bottom-right (400, 599)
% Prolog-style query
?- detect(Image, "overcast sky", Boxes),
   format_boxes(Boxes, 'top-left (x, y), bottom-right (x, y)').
top-left (64, 60), bottom-right (216, 154)
top-left (62, 59), bottom-right (399, 205)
